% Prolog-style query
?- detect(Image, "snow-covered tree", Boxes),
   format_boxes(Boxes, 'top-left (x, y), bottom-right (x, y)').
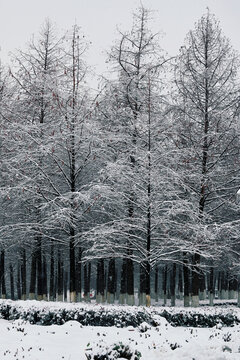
top-left (86, 7), bottom-right (176, 306)
top-left (173, 10), bottom-right (240, 306)
top-left (41, 24), bottom-right (98, 302)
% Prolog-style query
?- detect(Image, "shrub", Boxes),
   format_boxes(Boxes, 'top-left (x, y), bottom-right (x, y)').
top-left (157, 310), bottom-right (239, 328)
top-left (85, 342), bottom-right (142, 360)
top-left (0, 301), bottom-right (238, 328)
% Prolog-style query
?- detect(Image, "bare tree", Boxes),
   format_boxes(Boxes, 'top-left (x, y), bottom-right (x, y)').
top-left (174, 10), bottom-right (240, 306)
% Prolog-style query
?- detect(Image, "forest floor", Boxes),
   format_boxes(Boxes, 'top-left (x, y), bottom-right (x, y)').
top-left (0, 300), bottom-right (239, 359)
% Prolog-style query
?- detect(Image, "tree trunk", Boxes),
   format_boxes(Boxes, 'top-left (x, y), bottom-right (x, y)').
top-left (96, 258), bottom-right (105, 303)
top-left (83, 263), bottom-right (89, 301)
top-left (36, 237), bottom-right (43, 300)
top-left (127, 138), bottom-right (135, 307)
top-left (119, 258), bottom-right (127, 304)
top-left (29, 248), bottom-right (37, 300)
top-left (76, 248), bottom-right (82, 302)
top-left (222, 271), bottom-right (229, 299)
top-left (21, 249), bottom-right (26, 300)
top-left (237, 276), bottom-right (240, 307)
top-left (229, 276), bottom-right (238, 300)
top-left (64, 270), bottom-right (68, 302)
top-left (199, 270), bottom-right (206, 300)
top-left (191, 253), bottom-right (200, 307)
top-left (69, 228), bottom-right (76, 302)
top-left (57, 249), bottom-right (63, 301)
top-left (209, 266), bottom-right (214, 306)
top-left (178, 266), bottom-right (183, 300)
top-left (107, 258), bottom-right (115, 304)
top-left (49, 242), bottom-right (55, 301)
top-left (88, 262), bottom-right (91, 299)
top-left (154, 266), bottom-right (159, 303)
top-left (145, 260), bottom-right (151, 307)
top-left (163, 266), bottom-right (167, 306)
top-left (10, 264), bottom-right (14, 300)
top-left (183, 258), bottom-right (190, 307)
top-left (170, 263), bottom-right (176, 306)
top-left (126, 257), bottom-right (134, 305)
top-left (42, 255), bottom-right (48, 301)
top-left (17, 261), bottom-right (22, 300)
top-left (139, 263), bottom-right (146, 306)
top-left (0, 251), bottom-right (6, 299)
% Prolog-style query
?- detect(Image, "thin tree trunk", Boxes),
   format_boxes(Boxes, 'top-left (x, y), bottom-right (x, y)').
top-left (170, 263), bottom-right (176, 306)
top-left (10, 264), bottom-right (14, 300)
top-left (126, 125), bottom-right (136, 307)
top-left (36, 237), bottom-right (43, 300)
top-left (119, 258), bottom-right (127, 304)
top-left (76, 248), bottom-right (82, 302)
top-left (163, 266), bottom-right (167, 306)
top-left (191, 253), bottom-right (200, 307)
top-left (29, 248), bottom-right (37, 300)
top-left (126, 256), bottom-right (134, 305)
top-left (145, 76), bottom-right (152, 308)
top-left (64, 270), bottom-right (68, 302)
top-left (139, 263), bottom-right (146, 306)
top-left (49, 241), bottom-right (55, 301)
top-left (178, 266), bottom-right (183, 300)
top-left (183, 256), bottom-right (190, 307)
top-left (42, 255), bottom-right (48, 301)
top-left (87, 262), bottom-right (91, 299)
top-left (154, 266), bottom-right (159, 303)
top-left (219, 271), bottom-right (226, 299)
top-left (107, 258), bottom-right (115, 304)
top-left (199, 270), bottom-right (206, 300)
top-left (69, 228), bottom-right (76, 302)
top-left (57, 249), bottom-right (63, 301)
top-left (209, 266), bottom-right (214, 306)
top-left (229, 276), bottom-right (238, 299)
top-left (237, 276), bottom-right (240, 307)
top-left (0, 251), bottom-right (6, 299)
top-left (17, 261), bottom-right (22, 300)
top-left (83, 263), bottom-right (89, 301)
top-left (96, 258), bottom-right (105, 303)
top-left (223, 271), bottom-right (229, 299)
top-left (21, 249), bottom-right (26, 300)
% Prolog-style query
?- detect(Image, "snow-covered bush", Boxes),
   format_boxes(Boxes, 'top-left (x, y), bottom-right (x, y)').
top-left (85, 341), bottom-right (142, 360)
top-left (0, 302), bottom-right (154, 327)
top-left (0, 300), bottom-right (239, 328)
top-left (158, 309), bottom-right (239, 327)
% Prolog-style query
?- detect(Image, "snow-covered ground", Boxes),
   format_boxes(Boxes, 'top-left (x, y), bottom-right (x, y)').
top-left (0, 301), bottom-right (239, 359)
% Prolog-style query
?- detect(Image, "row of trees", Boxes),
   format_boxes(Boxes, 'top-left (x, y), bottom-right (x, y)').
top-left (0, 8), bottom-right (240, 306)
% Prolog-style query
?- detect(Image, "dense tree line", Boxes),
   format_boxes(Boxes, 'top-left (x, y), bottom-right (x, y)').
top-left (0, 8), bottom-right (240, 307)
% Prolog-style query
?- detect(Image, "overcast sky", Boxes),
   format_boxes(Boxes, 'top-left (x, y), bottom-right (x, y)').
top-left (0, 0), bottom-right (239, 84)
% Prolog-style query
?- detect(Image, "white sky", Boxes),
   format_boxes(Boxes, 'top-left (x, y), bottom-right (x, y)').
top-left (0, 0), bottom-right (239, 84)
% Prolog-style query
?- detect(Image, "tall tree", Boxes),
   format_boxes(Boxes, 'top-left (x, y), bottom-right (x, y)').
top-left (8, 19), bottom-right (65, 300)
top-left (87, 6), bottom-right (173, 306)
top-left (41, 24), bottom-right (98, 302)
top-left (174, 10), bottom-right (240, 306)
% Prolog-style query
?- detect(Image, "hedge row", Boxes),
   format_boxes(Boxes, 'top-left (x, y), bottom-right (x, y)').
top-left (158, 310), bottom-right (239, 327)
top-left (0, 303), bottom-right (154, 327)
top-left (0, 302), bottom-right (239, 328)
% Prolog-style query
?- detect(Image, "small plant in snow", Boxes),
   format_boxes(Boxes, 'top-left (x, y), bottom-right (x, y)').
top-left (222, 345), bottom-right (232, 353)
top-left (138, 322), bottom-right (151, 333)
top-left (222, 332), bottom-right (232, 342)
top-left (170, 343), bottom-right (181, 350)
top-left (85, 341), bottom-right (141, 359)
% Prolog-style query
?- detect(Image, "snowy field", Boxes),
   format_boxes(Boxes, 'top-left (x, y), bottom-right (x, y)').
top-left (0, 301), bottom-right (239, 359)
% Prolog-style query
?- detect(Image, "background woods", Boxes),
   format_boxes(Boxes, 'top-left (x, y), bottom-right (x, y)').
top-left (0, 8), bottom-right (240, 307)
